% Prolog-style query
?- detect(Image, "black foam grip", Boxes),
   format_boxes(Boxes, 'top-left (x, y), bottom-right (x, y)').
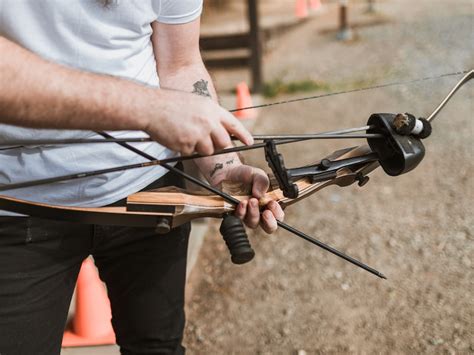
top-left (219, 215), bottom-right (255, 265)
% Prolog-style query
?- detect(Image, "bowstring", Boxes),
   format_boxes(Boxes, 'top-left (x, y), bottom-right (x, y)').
top-left (0, 69), bottom-right (470, 188)
top-left (0, 70), bottom-right (468, 151)
top-left (229, 70), bottom-right (469, 113)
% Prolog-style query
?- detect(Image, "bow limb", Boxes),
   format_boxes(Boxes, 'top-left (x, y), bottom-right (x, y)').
top-left (0, 145), bottom-right (379, 229)
top-left (0, 194), bottom-right (174, 228)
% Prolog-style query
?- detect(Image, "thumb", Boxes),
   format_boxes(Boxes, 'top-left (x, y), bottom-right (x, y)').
top-left (227, 166), bottom-right (269, 198)
top-left (250, 168), bottom-right (270, 199)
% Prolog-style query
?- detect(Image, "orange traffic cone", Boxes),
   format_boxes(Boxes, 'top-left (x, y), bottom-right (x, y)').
top-left (309, 0), bottom-right (322, 11)
top-left (295, 0), bottom-right (309, 19)
top-left (234, 82), bottom-right (257, 120)
top-left (62, 258), bottom-right (115, 347)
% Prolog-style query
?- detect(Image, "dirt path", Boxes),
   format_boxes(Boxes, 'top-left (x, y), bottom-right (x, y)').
top-left (184, 1), bottom-right (473, 354)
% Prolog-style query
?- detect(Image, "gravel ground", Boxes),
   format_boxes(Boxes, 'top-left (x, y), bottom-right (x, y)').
top-left (184, 1), bottom-right (473, 354)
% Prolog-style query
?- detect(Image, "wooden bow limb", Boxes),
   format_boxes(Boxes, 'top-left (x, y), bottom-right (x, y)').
top-left (0, 145), bottom-right (379, 229)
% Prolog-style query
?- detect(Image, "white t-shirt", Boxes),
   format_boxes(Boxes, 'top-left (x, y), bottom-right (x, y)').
top-left (0, 0), bottom-right (203, 215)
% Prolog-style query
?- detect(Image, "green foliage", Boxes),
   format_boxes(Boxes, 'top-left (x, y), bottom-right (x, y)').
top-left (263, 79), bottom-right (330, 98)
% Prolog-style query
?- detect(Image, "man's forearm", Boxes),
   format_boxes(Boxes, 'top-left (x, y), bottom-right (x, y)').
top-left (0, 36), bottom-right (160, 132)
top-left (158, 60), bottom-right (242, 185)
top-left (0, 35), bottom-right (252, 157)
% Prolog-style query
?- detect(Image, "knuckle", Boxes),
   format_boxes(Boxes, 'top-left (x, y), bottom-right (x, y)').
top-left (194, 115), bottom-right (212, 130)
top-left (201, 144), bottom-right (214, 156)
top-left (182, 142), bottom-right (195, 155)
top-left (228, 121), bottom-right (238, 130)
top-left (263, 222), bottom-right (275, 234)
top-left (256, 168), bottom-right (267, 177)
top-left (206, 146), bottom-right (215, 155)
top-left (216, 136), bottom-right (230, 150)
top-left (235, 211), bottom-right (245, 219)
top-left (177, 135), bottom-right (192, 146)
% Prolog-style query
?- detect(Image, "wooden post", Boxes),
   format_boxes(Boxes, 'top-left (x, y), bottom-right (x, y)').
top-left (248, 0), bottom-right (263, 93)
top-left (367, 0), bottom-right (375, 13)
top-left (337, 0), bottom-right (353, 41)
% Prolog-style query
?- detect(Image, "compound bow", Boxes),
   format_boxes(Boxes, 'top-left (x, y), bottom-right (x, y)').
top-left (0, 70), bottom-right (472, 279)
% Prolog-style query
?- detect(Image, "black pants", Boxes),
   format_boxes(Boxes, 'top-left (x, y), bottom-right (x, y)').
top-left (0, 170), bottom-right (190, 355)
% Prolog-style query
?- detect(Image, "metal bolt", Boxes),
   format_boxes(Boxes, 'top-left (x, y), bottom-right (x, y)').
top-left (155, 218), bottom-right (171, 234)
top-left (319, 159), bottom-right (331, 170)
top-left (356, 174), bottom-right (370, 187)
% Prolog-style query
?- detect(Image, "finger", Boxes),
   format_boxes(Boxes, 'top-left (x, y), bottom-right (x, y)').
top-left (244, 198), bottom-right (260, 229)
top-left (210, 124), bottom-right (232, 151)
top-left (261, 209), bottom-right (278, 234)
top-left (221, 111), bottom-right (254, 146)
top-left (195, 136), bottom-right (214, 156)
top-left (251, 168), bottom-right (270, 199)
top-left (234, 200), bottom-right (247, 220)
top-left (180, 142), bottom-right (196, 156)
top-left (266, 200), bottom-right (285, 222)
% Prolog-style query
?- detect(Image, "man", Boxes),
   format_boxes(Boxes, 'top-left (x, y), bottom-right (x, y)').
top-left (0, 1), bottom-right (284, 354)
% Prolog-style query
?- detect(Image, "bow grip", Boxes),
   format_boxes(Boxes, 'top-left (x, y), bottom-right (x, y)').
top-left (219, 214), bottom-right (255, 265)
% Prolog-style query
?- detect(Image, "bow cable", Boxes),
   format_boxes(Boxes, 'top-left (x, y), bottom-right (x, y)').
top-left (229, 70), bottom-right (470, 113)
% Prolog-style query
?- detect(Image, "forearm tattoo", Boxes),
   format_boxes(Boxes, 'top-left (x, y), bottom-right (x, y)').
top-left (192, 79), bottom-right (212, 98)
top-left (210, 158), bottom-right (235, 178)
top-left (210, 163), bottom-right (223, 178)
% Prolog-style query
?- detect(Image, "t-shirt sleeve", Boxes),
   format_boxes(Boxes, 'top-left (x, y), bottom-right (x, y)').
top-left (156, 0), bottom-right (203, 24)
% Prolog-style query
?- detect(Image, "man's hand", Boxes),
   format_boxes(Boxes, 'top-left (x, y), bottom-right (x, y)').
top-left (150, 18), bottom-right (283, 233)
top-left (0, 36), bottom-right (253, 156)
top-left (145, 90), bottom-right (254, 156)
top-left (211, 164), bottom-right (285, 234)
